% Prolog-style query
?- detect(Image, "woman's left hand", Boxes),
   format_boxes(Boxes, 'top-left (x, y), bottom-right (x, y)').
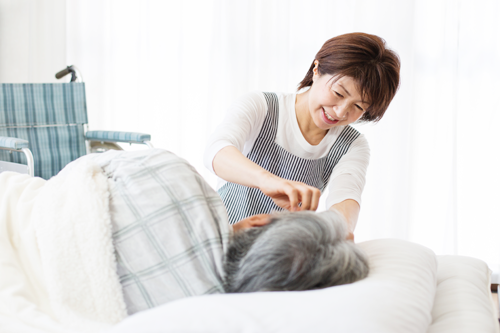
top-left (232, 214), bottom-right (272, 232)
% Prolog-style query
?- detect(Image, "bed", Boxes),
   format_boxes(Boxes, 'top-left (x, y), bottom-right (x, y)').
top-left (0, 151), bottom-right (498, 333)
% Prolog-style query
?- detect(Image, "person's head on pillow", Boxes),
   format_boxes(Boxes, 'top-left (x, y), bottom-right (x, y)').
top-left (223, 210), bottom-right (369, 293)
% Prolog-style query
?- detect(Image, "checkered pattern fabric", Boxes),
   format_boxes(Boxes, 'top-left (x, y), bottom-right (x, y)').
top-left (88, 149), bottom-right (231, 315)
top-left (0, 83), bottom-right (88, 179)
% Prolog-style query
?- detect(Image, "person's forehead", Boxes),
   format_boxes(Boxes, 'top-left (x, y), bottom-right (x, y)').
top-left (330, 75), bottom-right (370, 104)
top-left (332, 75), bottom-right (357, 88)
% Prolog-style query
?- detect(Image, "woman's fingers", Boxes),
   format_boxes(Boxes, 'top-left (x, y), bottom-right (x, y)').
top-left (295, 184), bottom-right (321, 211)
top-left (298, 186), bottom-right (313, 211)
top-left (283, 185), bottom-right (299, 211)
top-left (310, 188), bottom-right (321, 211)
top-left (260, 176), bottom-right (321, 212)
top-left (284, 182), bottom-right (321, 212)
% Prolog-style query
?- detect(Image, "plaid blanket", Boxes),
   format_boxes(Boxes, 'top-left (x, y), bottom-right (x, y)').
top-left (90, 149), bottom-right (231, 315)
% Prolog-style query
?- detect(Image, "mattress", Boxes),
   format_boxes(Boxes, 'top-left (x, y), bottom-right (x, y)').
top-left (107, 239), bottom-right (500, 333)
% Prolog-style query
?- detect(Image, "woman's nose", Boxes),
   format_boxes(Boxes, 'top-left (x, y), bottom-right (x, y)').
top-left (333, 103), bottom-right (349, 120)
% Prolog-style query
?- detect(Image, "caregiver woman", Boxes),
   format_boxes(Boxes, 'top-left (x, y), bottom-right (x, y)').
top-left (203, 32), bottom-right (400, 232)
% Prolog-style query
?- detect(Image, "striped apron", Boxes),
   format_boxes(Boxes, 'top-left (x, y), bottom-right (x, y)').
top-left (218, 92), bottom-right (361, 225)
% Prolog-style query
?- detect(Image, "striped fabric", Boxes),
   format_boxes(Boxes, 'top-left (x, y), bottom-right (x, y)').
top-left (87, 149), bottom-right (230, 315)
top-left (85, 131), bottom-right (151, 144)
top-left (0, 125), bottom-right (86, 179)
top-left (0, 83), bottom-right (88, 126)
top-left (0, 83), bottom-right (88, 179)
top-left (0, 136), bottom-right (29, 149)
top-left (218, 92), bottom-right (361, 224)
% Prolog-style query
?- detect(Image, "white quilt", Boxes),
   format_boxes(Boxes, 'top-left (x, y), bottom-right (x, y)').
top-left (0, 159), bottom-right (126, 333)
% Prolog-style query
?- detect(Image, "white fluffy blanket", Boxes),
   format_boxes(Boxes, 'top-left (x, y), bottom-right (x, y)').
top-left (0, 158), bottom-right (126, 333)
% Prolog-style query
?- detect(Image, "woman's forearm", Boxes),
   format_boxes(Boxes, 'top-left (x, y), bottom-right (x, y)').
top-left (329, 199), bottom-right (360, 232)
top-left (212, 146), bottom-right (273, 188)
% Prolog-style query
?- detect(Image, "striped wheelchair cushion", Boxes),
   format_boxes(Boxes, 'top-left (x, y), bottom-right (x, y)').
top-left (0, 83), bottom-right (88, 179)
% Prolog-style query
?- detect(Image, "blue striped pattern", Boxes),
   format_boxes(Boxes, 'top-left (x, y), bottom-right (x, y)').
top-left (0, 83), bottom-right (88, 179)
top-left (0, 124), bottom-right (86, 179)
top-left (0, 136), bottom-right (29, 149)
top-left (0, 83), bottom-right (88, 126)
top-left (218, 92), bottom-right (361, 224)
top-left (85, 131), bottom-right (151, 143)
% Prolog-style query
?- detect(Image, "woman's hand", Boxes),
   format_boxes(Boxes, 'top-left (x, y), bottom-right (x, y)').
top-left (213, 147), bottom-right (321, 212)
top-left (233, 214), bottom-right (272, 232)
top-left (258, 174), bottom-right (321, 212)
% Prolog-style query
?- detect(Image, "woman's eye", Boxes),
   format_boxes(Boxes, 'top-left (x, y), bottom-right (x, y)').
top-left (355, 104), bottom-right (364, 112)
top-left (334, 91), bottom-right (343, 98)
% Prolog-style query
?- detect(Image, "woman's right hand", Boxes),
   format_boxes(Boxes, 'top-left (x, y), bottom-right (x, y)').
top-left (213, 146), bottom-right (321, 211)
top-left (258, 174), bottom-right (321, 212)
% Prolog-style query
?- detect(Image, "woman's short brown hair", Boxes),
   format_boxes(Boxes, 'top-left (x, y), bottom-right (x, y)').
top-left (298, 33), bottom-right (401, 122)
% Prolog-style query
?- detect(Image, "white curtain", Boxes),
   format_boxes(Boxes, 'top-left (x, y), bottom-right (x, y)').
top-left (0, 0), bottom-right (66, 83)
top-left (66, 0), bottom-right (500, 271)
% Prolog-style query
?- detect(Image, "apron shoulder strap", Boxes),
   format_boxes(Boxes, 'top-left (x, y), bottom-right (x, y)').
top-left (321, 125), bottom-right (361, 189)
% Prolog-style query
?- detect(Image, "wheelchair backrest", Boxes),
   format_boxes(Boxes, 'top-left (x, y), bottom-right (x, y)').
top-left (0, 83), bottom-right (88, 179)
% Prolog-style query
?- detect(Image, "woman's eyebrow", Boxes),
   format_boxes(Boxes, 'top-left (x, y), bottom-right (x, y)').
top-left (338, 82), bottom-right (370, 105)
top-left (338, 83), bottom-right (351, 97)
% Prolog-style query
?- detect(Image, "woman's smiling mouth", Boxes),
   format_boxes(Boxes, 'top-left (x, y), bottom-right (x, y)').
top-left (321, 107), bottom-right (339, 125)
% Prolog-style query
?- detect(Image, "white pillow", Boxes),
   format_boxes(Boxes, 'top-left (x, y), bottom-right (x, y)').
top-left (429, 255), bottom-right (499, 333)
top-left (107, 239), bottom-right (437, 333)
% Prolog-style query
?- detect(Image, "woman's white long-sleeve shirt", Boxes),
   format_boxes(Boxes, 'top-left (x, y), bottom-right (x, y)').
top-left (203, 91), bottom-right (370, 209)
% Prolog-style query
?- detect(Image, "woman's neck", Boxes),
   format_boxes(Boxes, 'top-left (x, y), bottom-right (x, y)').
top-left (295, 89), bottom-right (328, 146)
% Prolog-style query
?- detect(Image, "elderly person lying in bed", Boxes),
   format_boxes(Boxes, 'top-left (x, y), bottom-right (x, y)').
top-left (224, 212), bottom-right (368, 293)
top-left (88, 149), bottom-right (369, 315)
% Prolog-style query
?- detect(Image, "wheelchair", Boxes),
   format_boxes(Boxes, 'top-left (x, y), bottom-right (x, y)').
top-left (0, 83), bottom-right (153, 179)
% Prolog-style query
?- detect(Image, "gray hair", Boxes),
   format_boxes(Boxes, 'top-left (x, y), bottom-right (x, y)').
top-left (223, 210), bottom-right (369, 293)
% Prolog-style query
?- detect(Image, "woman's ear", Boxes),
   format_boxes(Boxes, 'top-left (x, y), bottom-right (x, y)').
top-left (312, 60), bottom-right (320, 81)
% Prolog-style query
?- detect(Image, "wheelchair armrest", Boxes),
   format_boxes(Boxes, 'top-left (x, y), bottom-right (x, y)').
top-left (85, 131), bottom-right (152, 145)
top-left (0, 136), bottom-right (29, 150)
top-left (0, 137), bottom-right (34, 176)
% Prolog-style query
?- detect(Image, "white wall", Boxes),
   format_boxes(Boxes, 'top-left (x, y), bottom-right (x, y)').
top-left (62, 0), bottom-right (500, 272)
top-left (0, 0), bottom-right (66, 83)
top-left (1, 0), bottom-right (500, 274)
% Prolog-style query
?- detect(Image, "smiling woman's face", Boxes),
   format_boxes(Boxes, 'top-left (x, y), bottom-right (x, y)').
top-left (307, 72), bottom-right (370, 131)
